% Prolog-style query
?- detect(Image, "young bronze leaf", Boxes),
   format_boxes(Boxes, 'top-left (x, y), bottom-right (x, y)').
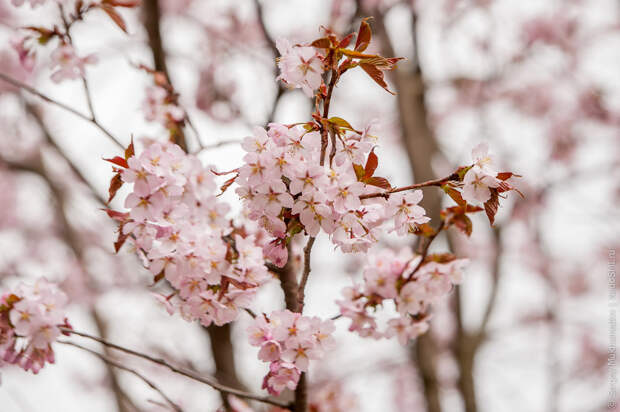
top-left (311, 37), bottom-right (332, 49)
top-left (484, 188), bottom-right (500, 225)
top-left (355, 18), bottom-right (372, 52)
top-left (360, 63), bottom-right (395, 95)
top-left (338, 33), bottom-right (355, 49)
top-left (366, 176), bottom-right (391, 190)
top-left (124, 137), bottom-right (134, 160)
top-left (103, 156), bottom-right (129, 168)
top-left (99, 4), bottom-right (128, 33)
top-left (107, 172), bottom-right (123, 203)
top-left (364, 149), bottom-right (378, 179)
top-left (442, 184), bottom-right (466, 206)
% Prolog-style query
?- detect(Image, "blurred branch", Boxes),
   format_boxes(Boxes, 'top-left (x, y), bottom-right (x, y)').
top-left (0, 72), bottom-right (124, 149)
top-left (61, 328), bottom-right (290, 408)
top-left (60, 341), bottom-right (183, 412)
top-left (253, 0), bottom-right (278, 61)
top-left (373, 10), bottom-right (444, 412)
top-left (142, 0), bottom-right (188, 152)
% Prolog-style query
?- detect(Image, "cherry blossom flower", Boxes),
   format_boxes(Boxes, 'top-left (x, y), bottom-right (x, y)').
top-left (338, 247), bottom-right (467, 345)
top-left (0, 278), bottom-right (69, 374)
top-left (462, 168), bottom-right (499, 204)
top-left (49, 44), bottom-right (96, 83)
top-left (276, 38), bottom-right (324, 97)
top-left (247, 310), bottom-right (334, 395)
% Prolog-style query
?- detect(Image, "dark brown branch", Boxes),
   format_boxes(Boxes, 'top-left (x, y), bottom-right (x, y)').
top-left (60, 341), bottom-right (183, 412)
top-left (61, 328), bottom-right (289, 408)
top-left (142, 0), bottom-right (187, 152)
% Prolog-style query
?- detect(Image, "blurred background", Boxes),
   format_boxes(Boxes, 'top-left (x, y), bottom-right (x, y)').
top-left (0, 0), bottom-right (618, 411)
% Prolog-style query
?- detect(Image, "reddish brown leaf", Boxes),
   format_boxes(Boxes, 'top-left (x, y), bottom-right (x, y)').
top-left (218, 174), bottom-right (239, 196)
top-left (355, 18), bottom-right (372, 52)
top-left (102, 0), bottom-right (140, 7)
top-left (124, 137), bottom-right (134, 160)
top-left (340, 49), bottom-right (379, 59)
top-left (366, 176), bottom-right (391, 190)
top-left (484, 188), bottom-right (500, 225)
top-left (424, 253), bottom-right (457, 264)
top-left (102, 208), bottom-right (129, 221)
top-left (99, 4), bottom-right (128, 33)
top-left (442, 184), bottom-right (466, 206)
top-left (103, 156), bottom-right (129, 168)
top-left (153, 271), bottom-right (164, 284)
top-left (360, 63), bottom-right (395, 95)
top-left (114, 222), bottom-right (129, 253)
top-left (108, 172), bottom-right (123, 203)
top-left (412, 223), bottom-right (435, 237)
top-left (496, 172), bottom-right (519, 181)
top-left (311, 37), bottom-right (332, 49)
top-left (453, 213), bottom-right (474, 236)
top-left (364, 149), bottom-right (378, 179)
top-left (338, 33), bottom-right (355, 49)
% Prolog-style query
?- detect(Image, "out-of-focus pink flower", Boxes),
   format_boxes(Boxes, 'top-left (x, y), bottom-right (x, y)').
top-left (49, 44), bottom-right (96, 83)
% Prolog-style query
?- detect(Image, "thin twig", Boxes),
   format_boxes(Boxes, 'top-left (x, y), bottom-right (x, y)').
top-left (60, 328), bottom-right (290, 408)
top-left (195, 139), bottom-right (241, 154)
top-left (0, 72), bottom-right (124, 149)
top-left (60, 341), bottom-right (183, 412)
top-left (360, 173), bottom-right (458, 200)
top-left (405, 220), bottom-right (445, 283)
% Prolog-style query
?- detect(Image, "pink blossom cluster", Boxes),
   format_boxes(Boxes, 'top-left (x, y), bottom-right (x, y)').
top-left (117, 141), bottom-right (270, 327)
top-left (337, 248), bottom-right (467, 345)
top-left (276, 38), bottom-right (324, 97)
top-left (461, 142), bottom-right (501, 204)
top-left (235, 124), bottom-right (430, 265)
top-left (310, 382), bottom-right (359, 412)
top-left (0, 278), bottom-right (69, 374)
top-left (143, 85), bottom-right (185, 128)
top-left (50, 44), bottom-right (96, 83)
top-left (247, 310), bottom-right (335, 395)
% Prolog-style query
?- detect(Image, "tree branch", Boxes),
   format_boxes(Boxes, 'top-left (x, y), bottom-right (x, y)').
top-left (60, 328), bottom-right (290, 408)
top-left (0, 72), bottom-right (124, 149)
top-left (60, 341), bottom-right (183, 412)
top-left (296, 236), bottom-right (316, 312)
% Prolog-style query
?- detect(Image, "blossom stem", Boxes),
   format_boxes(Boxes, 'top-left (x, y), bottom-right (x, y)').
top-left (319, 69), bottom-right (339, 166)
top-left (405, 220), bottom-right (445, 283)
top-left (59, 341), bottom-right (183, 412)
top-left (359, 173), bottom-right (459, 200)
top-left (60, 328), bottom-right (290, 408)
